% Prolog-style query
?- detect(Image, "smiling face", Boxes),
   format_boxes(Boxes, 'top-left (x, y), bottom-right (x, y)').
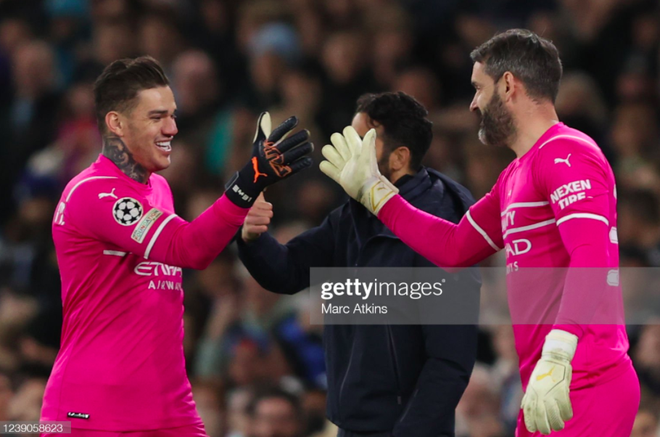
top-left (115, 86), bottom-right (178, 173)
top-left (469, 62), bottom-right (516, 149)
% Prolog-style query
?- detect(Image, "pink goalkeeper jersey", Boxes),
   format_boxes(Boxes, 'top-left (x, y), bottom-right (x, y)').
top-left (42, 155), bottom-right (248, 431)
top-left (379, 123), bottom-right (630, 390)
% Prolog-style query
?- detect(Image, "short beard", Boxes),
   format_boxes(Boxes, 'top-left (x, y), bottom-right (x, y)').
top-left (377, 149), bottom-right (392, 182)
top-left (478, 91), bottom-right (516, 148)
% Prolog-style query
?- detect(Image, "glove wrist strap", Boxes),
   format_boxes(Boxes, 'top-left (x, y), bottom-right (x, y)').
top-left (224, 172), bottom-right (260, 208)
top-left (358, 177), bottom-right (399, 215)
top-left (542, 329), bottom-right (578, 361)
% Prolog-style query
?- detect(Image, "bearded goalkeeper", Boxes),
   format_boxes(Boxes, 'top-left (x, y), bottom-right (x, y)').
top-left (320, 29), bottom-right (639, 436)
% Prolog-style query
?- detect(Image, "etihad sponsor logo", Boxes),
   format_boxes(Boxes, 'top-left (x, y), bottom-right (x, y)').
top-left (134, 261), bottom-right (182, 277)
top-left (505, 238), bottom-right (532, 257)
top-left (501, 210), bottom-right (516, 231)
top-left (550, 179), bottom-right (591, 210)
top-left (148, 280), bottom-right (183, 291)
top-left (131, 208), bottom-right (163, 243)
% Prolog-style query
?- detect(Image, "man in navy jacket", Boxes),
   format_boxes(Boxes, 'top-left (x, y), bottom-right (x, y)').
top-left (237, 92), bottom-right (479, 437)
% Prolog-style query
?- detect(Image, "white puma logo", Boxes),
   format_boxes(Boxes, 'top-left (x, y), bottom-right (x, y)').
top-left (554, 154), bottom-right (571, 167)
top-left (98, 188), bottom-right (118, 199)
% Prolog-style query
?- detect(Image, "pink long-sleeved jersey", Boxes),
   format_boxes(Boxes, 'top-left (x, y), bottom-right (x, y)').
top-left (42, 155), bottom-right (248, 431)
top-left (379, 123), bottom-right (631, 389)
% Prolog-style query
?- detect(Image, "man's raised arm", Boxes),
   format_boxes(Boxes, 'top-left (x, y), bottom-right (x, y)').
top-left (320, 126), bottom-right (502, 267)
top-left (64, 113), bottom-right (313, 270)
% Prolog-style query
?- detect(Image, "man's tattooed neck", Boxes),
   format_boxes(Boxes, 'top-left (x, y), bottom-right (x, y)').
top-left (102, 136), bottom-right (149, 184)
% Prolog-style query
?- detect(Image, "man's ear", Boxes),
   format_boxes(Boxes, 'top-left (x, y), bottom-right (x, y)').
top-left (105, 111), bottom-right (125, 137)
top-left (502, 71), bottom-right (516, 102)
top-left (390, 146), bottom-right (411, 171)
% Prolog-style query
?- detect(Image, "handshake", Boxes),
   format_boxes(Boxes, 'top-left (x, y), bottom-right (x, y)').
top-left (229, 111), bottom-right (399, 219)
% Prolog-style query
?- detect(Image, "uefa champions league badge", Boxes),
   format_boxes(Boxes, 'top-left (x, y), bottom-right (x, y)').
top-left (113, 197), bottom-right (144, 226)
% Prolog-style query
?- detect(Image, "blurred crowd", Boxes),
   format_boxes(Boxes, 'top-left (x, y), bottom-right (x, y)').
top-left (1, 0), bottom-right (660, 436)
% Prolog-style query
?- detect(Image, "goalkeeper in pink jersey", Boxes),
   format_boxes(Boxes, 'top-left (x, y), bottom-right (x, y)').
top-left (40, 56), bottom-right (313, 436)
top-left (319, 29), bottom-right (639, 436)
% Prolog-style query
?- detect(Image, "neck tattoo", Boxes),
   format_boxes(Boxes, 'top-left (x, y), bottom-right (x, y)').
top-left (102, 136), bottom-right (149, 184)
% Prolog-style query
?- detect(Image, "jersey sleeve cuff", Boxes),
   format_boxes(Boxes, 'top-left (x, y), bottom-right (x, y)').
top-left (552, 323), bottom-right (585, 339)
top-left (215, 194), bottom-right (251, 226)
top-left (377, 193), bottom-right (404, 222)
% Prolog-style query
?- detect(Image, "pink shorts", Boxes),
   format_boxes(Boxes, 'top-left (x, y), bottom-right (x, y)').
top-left (516, 363), bottom-right (639, 437)
top-left (42, 423), bottom-right (208, 437)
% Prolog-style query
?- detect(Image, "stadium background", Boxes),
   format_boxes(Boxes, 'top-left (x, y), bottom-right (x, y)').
top-left (0, 0), bottom-right (659, 436)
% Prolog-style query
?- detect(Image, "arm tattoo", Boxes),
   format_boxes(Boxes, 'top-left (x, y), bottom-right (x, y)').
top-left (102, 136), bottom-right (149, 184)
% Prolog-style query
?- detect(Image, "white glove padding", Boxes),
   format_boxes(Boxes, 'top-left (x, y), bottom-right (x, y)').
top-left (319, 126), bottom-right (398, 215)
top-left (521, 329), bottom-right (579, 435)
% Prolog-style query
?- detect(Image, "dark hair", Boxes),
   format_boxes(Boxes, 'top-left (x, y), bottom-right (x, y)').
top-left (246, 386), bottom-right (302, 419)
top-left (470, 29), bottom-right (562, 103)
top-left (93, 56), bottom-right (169, 134)
top-left (355, 91), bottom-right (433, 170)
